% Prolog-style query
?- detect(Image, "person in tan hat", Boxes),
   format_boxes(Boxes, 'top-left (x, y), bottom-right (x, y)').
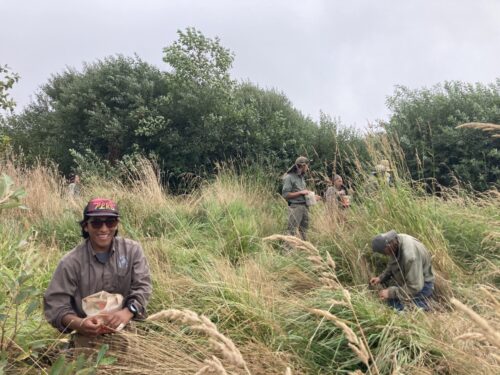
top-left (365, 160), bottom-right (394, 194)
top-left (369, 230), bottom-right (435, 311)
top-left (44, 198), bottom-right (152, 346)
top-left (282, 156), bottom-right (320, 241)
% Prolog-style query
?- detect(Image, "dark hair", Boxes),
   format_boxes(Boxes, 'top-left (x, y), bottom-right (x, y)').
top-left (80, 216), bottom-right (119, 238)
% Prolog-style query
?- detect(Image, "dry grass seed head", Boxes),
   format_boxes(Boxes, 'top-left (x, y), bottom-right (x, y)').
top-left (451, 298), bottom-right (500, 349)
top-left (456, 122), bottom-right (500, 131)
top-left (195, 356), bottom-right (228, 375)
top-left (309, 308), bottom-right (369, 366)
top-left (326, 252), bottom-right (336, 271)
top-left (263, 235), bottom-right (319, 256)
top-left (147, 309), bottom-right (248, 371)
top-left (455, 332), bottom-right (485, 341)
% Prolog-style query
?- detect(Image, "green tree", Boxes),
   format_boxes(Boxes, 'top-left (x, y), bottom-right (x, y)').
top-left (227, 82), bottom-right (317, 168)
top-left (2, 29), bottom-right (354, 185)
top-left (0, 65), bottom-right (20, 154)
top-left (313, 112), bottom-right (370, 184)
top-left (0, 65), bottom-right (20, 112)
top-left (385, 80), bottom-right (500, 191)
top-left (160, 27), bottom-right (236, 173)
top-left (5, 56), bottom-right (166, 172)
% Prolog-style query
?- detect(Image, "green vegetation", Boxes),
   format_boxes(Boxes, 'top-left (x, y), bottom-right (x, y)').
top-left (0, 154), bottom-right (498, 374)
top-left (3, 28), bottom-right (497, 191)
top-left (385, 80), bottom-right (500, 191)
top-left (0, 65), bottom-right (19, 112)
top-left (1, 26), bottom-right (499, 374)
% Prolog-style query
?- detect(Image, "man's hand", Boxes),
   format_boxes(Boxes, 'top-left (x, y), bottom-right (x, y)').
top-left (369, 277), bottom-right (381, 286)
top-left (101, 308), bottom-right (134, 331)
top-left (62, 314), bottom-right (106, 337)
top-left (315, 194), bottom-right (322, 201)
top-left (78, 316), bottom-right (105, 337)
top-left (299, 190), bottom-right (310, 196)
top-left (378, 289), bottom-right (390, 300)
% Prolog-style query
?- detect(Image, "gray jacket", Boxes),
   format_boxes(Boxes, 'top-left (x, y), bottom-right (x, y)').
top-left (44, 236), bottom-right (152, 332)
top-left (379, 234), bottom-right (435, 300)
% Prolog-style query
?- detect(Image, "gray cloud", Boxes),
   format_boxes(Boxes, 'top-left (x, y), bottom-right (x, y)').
top-left (1, 0), bottom-right (499, 128)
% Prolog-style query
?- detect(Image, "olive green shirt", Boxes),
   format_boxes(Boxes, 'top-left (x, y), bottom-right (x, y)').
top-left (282, 172), bottom-right (306, 204)
top-left (44, 236), bottom-right (152, 332)
top-left (379, 234), bottom-right (435, 300)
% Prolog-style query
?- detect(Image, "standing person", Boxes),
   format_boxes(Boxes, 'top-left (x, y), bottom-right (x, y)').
top-left (325, 174), bottom-right (350, 209)
top-left (365, 160), bottom-right (394, 195)
top-left (379, 160), bottom-right (394, 184)
top-left (44, 198), bottom-right (152, 346)
top-left (369, 230), bottom-right (435, 311)
top-left (67, 173), bottom-right (81, 197)
top-left (282, 156), bottom-right (320, 241)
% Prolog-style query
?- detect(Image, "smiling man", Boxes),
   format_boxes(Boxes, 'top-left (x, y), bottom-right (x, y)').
top-left (44, 198), bottom-right (152, 345)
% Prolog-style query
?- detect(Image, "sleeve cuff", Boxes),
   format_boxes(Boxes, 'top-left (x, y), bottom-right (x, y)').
top-left (55, 309), bottom-right (78, 333)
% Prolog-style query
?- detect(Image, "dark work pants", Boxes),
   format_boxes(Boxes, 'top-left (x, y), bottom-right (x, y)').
top-left (388, 282), bottom-right (434, 311)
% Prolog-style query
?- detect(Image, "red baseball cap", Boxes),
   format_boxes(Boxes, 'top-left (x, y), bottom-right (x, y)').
top-left (83, 198), bottom-right (120, 217)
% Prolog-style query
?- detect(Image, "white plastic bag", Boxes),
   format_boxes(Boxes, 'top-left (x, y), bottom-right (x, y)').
top-left (82, 291), bottom-right (125, 331)
top-left (82, 291), bottom-right (124, 316)
top-left (305, 191), bottom-right (317, 206)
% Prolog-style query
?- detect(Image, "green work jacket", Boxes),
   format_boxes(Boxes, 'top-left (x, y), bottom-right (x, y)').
top-left (282, 172), bottom-right (306, 205)
top-left (379, 234), bottom-right (435, 300)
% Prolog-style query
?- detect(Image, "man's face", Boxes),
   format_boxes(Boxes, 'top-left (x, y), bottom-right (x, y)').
top-left (84, 216), bottom-right (119, 252)
top-left (334, 177), bottom-right (343, 189)
top-left (299, 163), bottom-right (309, 175)
top-left (383, 239), bottom-right (398, 256)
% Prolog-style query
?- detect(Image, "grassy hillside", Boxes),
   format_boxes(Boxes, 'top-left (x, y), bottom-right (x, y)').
top-left (0, 157), bottom-right (499, 374)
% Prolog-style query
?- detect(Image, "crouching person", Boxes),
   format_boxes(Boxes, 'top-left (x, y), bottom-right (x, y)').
top-left (369, 230), bottom-right (434, 311)
top-left (44, 198), bottom-right (152, 351)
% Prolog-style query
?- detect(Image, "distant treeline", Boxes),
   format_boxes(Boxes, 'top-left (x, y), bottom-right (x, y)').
top-left (1, 28), bottom-right (499, 191)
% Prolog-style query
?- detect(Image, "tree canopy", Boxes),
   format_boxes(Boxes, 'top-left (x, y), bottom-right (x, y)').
top-left (385, 81), bottom-right (500, 191)
top-left (0, 65), bottom-right (20, 112)
top-left (2, 28), bottom-right (498, 192)
top-left (3, 29), bottom-right (331, 181)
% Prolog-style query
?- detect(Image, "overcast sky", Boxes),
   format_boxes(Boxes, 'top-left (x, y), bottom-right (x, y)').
top-left (1, 0), bottom-right (499, 128)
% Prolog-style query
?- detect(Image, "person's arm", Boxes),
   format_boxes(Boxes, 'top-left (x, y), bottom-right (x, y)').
top-left (378, 262), bottom-right (393, 284)
top-left (125, 243), bottom-right (152, 319)
top-left (99, 309), bottom-right (134, 331)
top-left (43, 259), bottom-right (80, 333)
top-left (282, 175), bottom-right (308, 200)
top-left (61, 313), bottom-right (107, 336)
top-left (286, 191), bottom-right (309, 199)
top-left (387, 258), bottom-right (424, 300)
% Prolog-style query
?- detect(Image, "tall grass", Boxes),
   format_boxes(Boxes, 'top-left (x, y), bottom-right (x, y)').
top-left (0, 155), bottom-right (499, 374)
